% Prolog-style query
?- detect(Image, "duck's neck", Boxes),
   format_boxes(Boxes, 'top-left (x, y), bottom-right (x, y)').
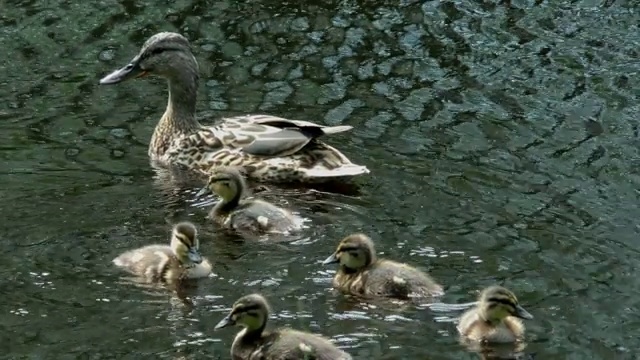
top-left (149, 66), bottom-right (202, 158)
top-left (213, 181), bottom-right (246, 215)
top-left (238, 322), bottom-right (267, 341)
top-left (339, 256), bottom-right (374, 275)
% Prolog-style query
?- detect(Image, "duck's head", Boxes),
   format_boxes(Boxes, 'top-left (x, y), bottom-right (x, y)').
top-left (196, 167), bottom-right (246, 202)
top-left (322, 233), bottom-right (376, 271)
top-left (214, 293), bottom-right (270, 331)
top-left (170, 221), bottom-right (203, 265)
top-left (477, 285), bottom-right (533, 323)
top-left (100, 32), bottom-right (198, 85)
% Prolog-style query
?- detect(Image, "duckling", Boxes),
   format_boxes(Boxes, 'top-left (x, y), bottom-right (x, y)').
top-left (457, 285), bottom-right (533, 344)
top-left (322, 233), bottom-right (444, 299)
top-left (99, 32), bottom-right (369, 184)
top-left (214, 293), bottom-right (352, 360)
top-left (196, 167), bottom-right (301, 236)
top-left (112, 222), bottom-right (212, 282)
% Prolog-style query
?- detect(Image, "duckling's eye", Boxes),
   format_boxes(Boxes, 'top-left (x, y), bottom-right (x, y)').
top-left (246, 311), bottom-right (260, 318)
top-left (213, 179), bottom-right (230, 188)
top-left (350, 252), bottom-right (359, 258)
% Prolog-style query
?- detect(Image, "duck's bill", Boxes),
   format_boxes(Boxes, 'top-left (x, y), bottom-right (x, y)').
top-left (188, 249), bottom-right (203, 264)
top-left (214, 315), bottom-right (235, 330)
top-left (322, 253), bottom-right (339, 265)
top-left (515, 304), bottom-right (534, 320)
top-left (195, 187), bottom-right (210, 197)
top-left (99, 62), bottom-right (147, 85)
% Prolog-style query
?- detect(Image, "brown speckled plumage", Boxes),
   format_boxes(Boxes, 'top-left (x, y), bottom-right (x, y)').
top-left (323, 234), bottom-right (444, 300)
top-left (457, 286), bottom-right (533, 344)
top-left (100, 32), bottom-right (369, 184)
top-left (215, 294), bottom-right (352, 360)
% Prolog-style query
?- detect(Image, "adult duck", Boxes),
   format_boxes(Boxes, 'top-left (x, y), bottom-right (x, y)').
top-left (99, 32), bottom-right (369, 184)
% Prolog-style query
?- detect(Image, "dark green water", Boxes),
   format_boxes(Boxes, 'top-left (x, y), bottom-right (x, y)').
top-left (2, 0), bottom-right (639, 359)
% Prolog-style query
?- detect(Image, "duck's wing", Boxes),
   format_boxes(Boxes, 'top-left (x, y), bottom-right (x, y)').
top-left (236, 128), bottom-right (315, 157)
top-left (241, 114), bottom-right (353, 136)
top-left (214, 115), bottom-right (354, 157)
top-left (164, 124), bottom-right (308, 161)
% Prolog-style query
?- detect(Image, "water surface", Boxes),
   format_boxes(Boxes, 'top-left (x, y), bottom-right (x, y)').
top-left (1, 1), bottom-right (639, 359)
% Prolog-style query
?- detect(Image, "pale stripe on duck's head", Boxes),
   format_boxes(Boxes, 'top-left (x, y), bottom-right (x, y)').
top-left (232, 293), bottom-right (271, 315)
top-left (214, 293), bottom-right (271, 330)
top-left (140, 32), bottom-right (191, 53)
top-left (480, 285), bottom-right (533, 321)
top-left (322, 233), bottom-right (376, 270)
top-left (207, 167), bottom-right (245, 184)
top-left (99, 32), bottom-right (197, 85)
top-left (171, 221), bottom-right (203, 264)
top-left (198, 167), bottom-right (247, 200)
top-left (173, 221), bottom-right (198, 248)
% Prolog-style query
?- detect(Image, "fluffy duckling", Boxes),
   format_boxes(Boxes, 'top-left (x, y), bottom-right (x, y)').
top-left (215, 293), bottom-right (352, 360)
top-left (197, 167), bottom-right (301, 236)
top-left (322, 233), bottom-right (444, 299)
top-left (457, 285), bottom-right (533, 343)
top-left (112, 222), bottom-right (212, 282)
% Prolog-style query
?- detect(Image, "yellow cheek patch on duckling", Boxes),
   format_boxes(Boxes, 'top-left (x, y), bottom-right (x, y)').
top-left (211, 182), bottom-right (235, 200)
top-left (238, 312), bottom-right (264, 330)
top-left (340, 251), bottom-right (367, 269)
top-left (486, 304), bottom-right (513, 322)
top-left (172, 242), bottom-right (190, 262)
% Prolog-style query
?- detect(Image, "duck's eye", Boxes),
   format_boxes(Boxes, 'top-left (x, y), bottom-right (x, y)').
top-left (350, 252), bottom-right (359, 258)
top-left (212, 180), bottom-right (227, 187)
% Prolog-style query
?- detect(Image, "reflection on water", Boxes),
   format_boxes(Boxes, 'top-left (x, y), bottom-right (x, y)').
top-left (1, 0), bottom-right (639, 359)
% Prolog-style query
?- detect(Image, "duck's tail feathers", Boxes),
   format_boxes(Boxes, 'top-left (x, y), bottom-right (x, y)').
top-left (304, 164), bottom-right (370, 178)
top-left (320, 125), bottom-right (353, 135)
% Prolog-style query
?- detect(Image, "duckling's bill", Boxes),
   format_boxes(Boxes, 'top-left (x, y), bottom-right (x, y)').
top-left (195, 186), bottom-right (210, 197)
top-left (214, 315), bottom-right (235, 329)
top-left (514, 304), bottom-right (533, 320)
top-left (322, 253), bottom-right (339, 265)
top-left (188, 248), bottom-right (203, 264)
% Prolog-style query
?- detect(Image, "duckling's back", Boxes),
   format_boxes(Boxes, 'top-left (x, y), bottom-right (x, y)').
top-left (242, 328), bottom-right (352, 360)
top-left (113, 245), bottom-right (178, 281)
top-left (230, 200), bottom-right (299, 234)
top-left (364, 260), bottom-right (443, 299)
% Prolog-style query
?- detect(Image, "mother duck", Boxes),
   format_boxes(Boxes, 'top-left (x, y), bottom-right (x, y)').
top-left (99, 32), bottom-right (369, 184)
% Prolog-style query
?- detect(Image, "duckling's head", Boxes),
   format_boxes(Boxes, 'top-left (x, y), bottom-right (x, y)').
top-left (170, 221), bottom-right (203, 265)
top-left (214, 293), bottom-right (270, 332)
top-left (100, 32), bottom-right (198, 85)
top-left (196, 167), bottom-right (246, 202)
top-left (322, 233), bottom-right (376, 271)
top-left (477, 285), bottom-right (533, 324)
